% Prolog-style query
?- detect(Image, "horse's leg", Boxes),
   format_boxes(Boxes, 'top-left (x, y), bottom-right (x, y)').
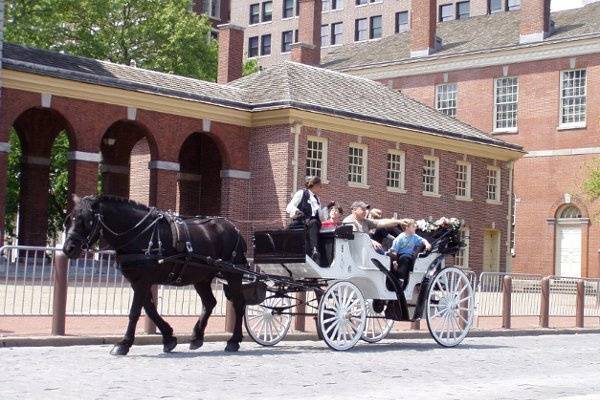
top-left (225, 276), bottom-right (245, 352)
top-left (189, 280), bottom-right (217, 350)
top-left (143, 289), bottom-right (177, 353)
top-left (110, 282), bottom-right (149, 356)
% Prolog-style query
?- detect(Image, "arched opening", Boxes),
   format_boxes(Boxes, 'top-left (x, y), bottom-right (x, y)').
top-left (5, 108), bottom-right (73, 246)
top-left (100, 121), bottom-right (156, 206)
top-left (555, 204), bottom-right (584, 277)
top-left (177, 132), bottom-right (222, 216)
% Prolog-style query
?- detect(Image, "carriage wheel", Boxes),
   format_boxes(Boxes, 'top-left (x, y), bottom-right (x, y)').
top-left (318, 281), bottom-right (367, 351)
top-left (244, 292), bottom-right (292, 346)
top-left (361, 300), bottom-right (394, 343)
top-left (425, 267), bottom-right (475, 347)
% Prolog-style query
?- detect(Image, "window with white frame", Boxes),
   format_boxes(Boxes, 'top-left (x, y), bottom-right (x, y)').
top-left (422, 156), bottom-right (439, 194)
top-left (348, 144), bottom-right (367, 185)
top-left (386, 150), bottom-right (405, 191)
top-left (202, 0), bottom-right (221, 19)
top-left (436, 83), bottom-right (457, 117)
top-left (560, 69), bottom-right (587, 127)
top-left (321, 24), bottom-right (330, 46)
top-left (331, 22), bottom-right (343, 45)
top-left (455, 227), bottom-right (469, 268)
top-left (395, 11), bottom-right (409, 33)
top-left (455, 161), bottom-right (471, 199)
top-left (283, 0), bottom-right (295, 18)
top-left (495, 76), bottom-right (518, 131)
top-left (487, 166), bottom-right (501, 202)
top-left (306, 137), bottom-right (328, 179)
top-left (324, 0), bottom-right (343, 10)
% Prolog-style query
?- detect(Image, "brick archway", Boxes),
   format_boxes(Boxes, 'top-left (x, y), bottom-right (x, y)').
top-left (9, 107), bottom-right (75, 246)
top-left (177, 132), bottom-right (223, 216)
top-left (100, 120), bottom-right (158, 205)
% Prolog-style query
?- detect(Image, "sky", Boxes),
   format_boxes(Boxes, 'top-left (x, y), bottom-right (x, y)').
top-left (551, 0), bottom-right (584, 11)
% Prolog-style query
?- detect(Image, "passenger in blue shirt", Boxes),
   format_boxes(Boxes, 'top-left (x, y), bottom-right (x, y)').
top-left (390, 219), bottom-right (431, 290)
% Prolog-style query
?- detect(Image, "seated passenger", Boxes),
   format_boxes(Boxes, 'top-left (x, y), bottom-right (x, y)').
top-left (368, 208), bottom-right (402, 250)
top-left (320, 203), bottom-right (343, 231)
top-left (342, 201), bottom-right (403, 253)
top-left (285, 176), bottom-right (329, 264)
top-left (389, 219), bottom-right (432, 290)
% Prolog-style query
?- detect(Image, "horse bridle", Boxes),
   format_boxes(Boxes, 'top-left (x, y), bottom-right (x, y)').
top-left (68, 207), bottom-right (163, 251)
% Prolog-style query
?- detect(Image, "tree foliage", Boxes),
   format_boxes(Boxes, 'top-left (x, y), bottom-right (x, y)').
top-left (583, 159), bottom-right (600, 201)
top-left (4, 0), bottom-right (219, 81)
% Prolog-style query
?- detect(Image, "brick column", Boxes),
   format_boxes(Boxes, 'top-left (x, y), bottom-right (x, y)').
top-left (520, 0), bottom-right (552, 43)
top-left (100, 164), bottom-right (130, 198)
top-left (18, 158), bottom-right (51, 246)
top-left (220, 170), bottom-right (251, 243)
top-left (68, 152), bottom-right (101, 211)
top-left (410, 0), bottom-right (438, 58)
top-left (149, 161), bottom-right (180, 210)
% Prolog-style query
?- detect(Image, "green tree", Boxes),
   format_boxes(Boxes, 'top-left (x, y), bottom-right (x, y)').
top-left (4, 0), bottom-right (223, 242)
top-left (5, 130), bottom-right (22, 239)
top-left (4, 0), bottom-right (218, 81)
top-left (243, 59), bottom-right (259, 77)
top-left (583, 159), bottom-right (600, 201)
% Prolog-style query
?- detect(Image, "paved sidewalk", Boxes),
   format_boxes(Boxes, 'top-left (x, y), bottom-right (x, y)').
top-left (1, 334), bottom-right (600, 400)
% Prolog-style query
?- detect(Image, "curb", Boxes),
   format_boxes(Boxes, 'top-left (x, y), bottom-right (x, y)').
top-left (2, 328), bottom-right (600, 348)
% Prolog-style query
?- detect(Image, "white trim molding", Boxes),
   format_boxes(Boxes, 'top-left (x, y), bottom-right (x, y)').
top-left (68, 151), bottom-right (101, 162)
top-left (0, 142), bottom-right (10, 153)
top-left (41, 93), bottom-right (52, 108)
top-left (148, 160), bottom-right (180, 171)
top-left (345, 36), bottom-right (600, 80)
top-left (220, 169), bottom-right (251, 179)
top-left (202, 119), bottom-right (211, 132)
top-left (127, 107), bottom-right (137, 121)
top-left (100, 164), bottom-right (129, 174)
top-left (26, 156), bottom-right (51, 166)
top-left (524, 147), bottom-right (600, 158)
top-left (519, 31), bottom-right (549, 45)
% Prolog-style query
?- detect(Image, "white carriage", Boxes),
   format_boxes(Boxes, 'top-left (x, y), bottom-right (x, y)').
top-left (244, 223), bottom-right (476, 351)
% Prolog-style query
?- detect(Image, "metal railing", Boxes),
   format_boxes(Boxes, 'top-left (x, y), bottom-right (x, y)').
top-left (2, 245), bottom-right (600, 334)
top-left (0, 245), bottom-right (227, 317)
top-left (477, 272), bottom-right (542, 317)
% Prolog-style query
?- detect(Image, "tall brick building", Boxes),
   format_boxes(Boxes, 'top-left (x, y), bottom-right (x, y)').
top-left (0, 10), bottom-right (522, 275)
top-left (313, 0), bottom-right (600, 278)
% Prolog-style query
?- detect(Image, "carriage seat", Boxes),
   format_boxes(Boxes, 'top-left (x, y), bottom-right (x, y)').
top-left (253, 225), bottom-right (354, 267)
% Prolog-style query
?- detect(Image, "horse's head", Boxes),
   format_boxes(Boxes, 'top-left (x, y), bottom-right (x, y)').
top-left (62, 195), bottom-right (101, 259)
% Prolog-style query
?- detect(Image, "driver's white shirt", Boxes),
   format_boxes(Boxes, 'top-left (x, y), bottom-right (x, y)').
top-left (286, 189), bottom-right (327, 220)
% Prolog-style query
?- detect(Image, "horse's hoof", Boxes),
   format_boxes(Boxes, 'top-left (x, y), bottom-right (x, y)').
top-left (163, 336), bottom-right (177, 353)
top-left (110, 344), bottom-right (130, 356)
top-left (224, 342), bottom-right (240, 352)
top-left (189, 338), bottom-right (204, 350)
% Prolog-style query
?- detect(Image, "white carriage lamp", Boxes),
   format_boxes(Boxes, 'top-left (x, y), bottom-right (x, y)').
top-left (103, 137), bottom-right (116, 146)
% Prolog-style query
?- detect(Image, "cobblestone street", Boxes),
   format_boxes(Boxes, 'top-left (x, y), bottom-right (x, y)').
top-left (1, 333), bottom-right (599, 400)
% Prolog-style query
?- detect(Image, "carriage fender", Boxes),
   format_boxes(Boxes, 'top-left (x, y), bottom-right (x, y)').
top-left (413, 254), bottom-right (445, 320)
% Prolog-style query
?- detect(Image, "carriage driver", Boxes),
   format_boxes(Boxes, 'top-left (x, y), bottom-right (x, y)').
top-left (342, 201), bottom-right (404, 253)
top-left (286, 176), bottom-right (329, 264)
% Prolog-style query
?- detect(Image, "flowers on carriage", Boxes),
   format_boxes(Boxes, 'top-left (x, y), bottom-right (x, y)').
top-left (416, 217), bottom-right (462, 232)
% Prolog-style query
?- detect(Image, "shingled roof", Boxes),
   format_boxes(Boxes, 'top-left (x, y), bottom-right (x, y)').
top-left (2, 42), bottom-right (521, 151)
top-left (322, 3), bottom-right (600, 71)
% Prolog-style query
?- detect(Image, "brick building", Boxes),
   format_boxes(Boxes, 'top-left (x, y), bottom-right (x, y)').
top-left (311, 0), bottom-right (600, 278)
top-left (222, 0), bottom-right (599, 67)
top-left (0, 13), bottom-right (522, 274)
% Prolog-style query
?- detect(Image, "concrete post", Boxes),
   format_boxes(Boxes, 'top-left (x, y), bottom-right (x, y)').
top-left (295, 293), bottom-right (306, 332)
top-left (576, 280), bottom-right (585, 328)
top-left (51, 253), bottom-right (69, 336)
top-left (540, 277), bottom-right (550, 328)
top-left (502, 275), bottom-right (512, 329)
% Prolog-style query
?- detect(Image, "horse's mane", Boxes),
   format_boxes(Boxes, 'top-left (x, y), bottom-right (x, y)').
top-left (93, 195), bottom-right (152, 212)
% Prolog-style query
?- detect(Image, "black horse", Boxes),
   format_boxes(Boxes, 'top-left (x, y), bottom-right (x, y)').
top-left (62, 195), bottom-right (248, 355)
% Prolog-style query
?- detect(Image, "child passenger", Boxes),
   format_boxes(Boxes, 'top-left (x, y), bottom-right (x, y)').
top-left (390, 219), bottom-right (432, 289)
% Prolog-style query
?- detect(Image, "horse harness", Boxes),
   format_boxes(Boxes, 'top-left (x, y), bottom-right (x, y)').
top-left (93, 209), bottom-right (241, 285)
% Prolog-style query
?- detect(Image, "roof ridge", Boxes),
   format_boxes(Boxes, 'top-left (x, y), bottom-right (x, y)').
top-left (3, 42), bottom-right (242, 92)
